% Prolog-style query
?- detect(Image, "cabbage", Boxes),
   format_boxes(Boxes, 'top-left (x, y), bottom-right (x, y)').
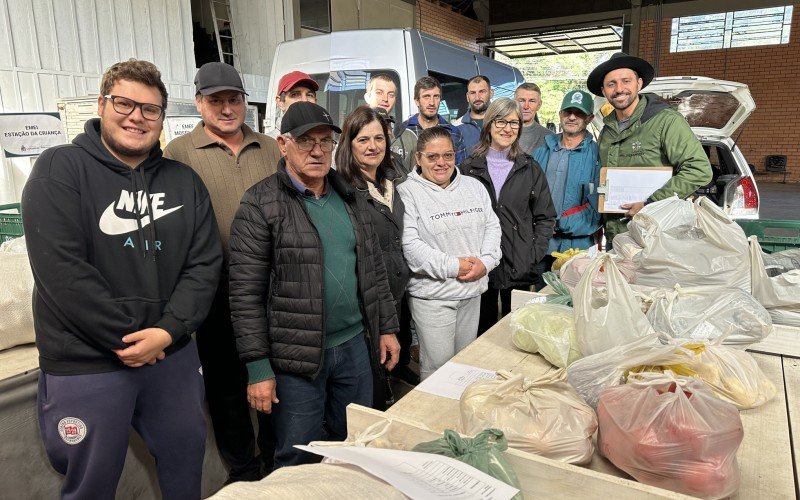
top-left (510, 303), bottom-right (581, 368)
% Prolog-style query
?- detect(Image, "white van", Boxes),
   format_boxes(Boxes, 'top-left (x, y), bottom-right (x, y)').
top-left (264, 29), bottom-right (525, 133)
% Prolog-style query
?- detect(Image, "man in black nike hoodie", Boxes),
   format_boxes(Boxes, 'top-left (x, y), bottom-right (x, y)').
top-left (21, 60), bottom-right (221, 500)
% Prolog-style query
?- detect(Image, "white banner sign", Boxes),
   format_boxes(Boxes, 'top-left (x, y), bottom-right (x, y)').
top-left (0, 113), bottom-right (66, 157)
top-left (164, 116), bottom-right (202, 143)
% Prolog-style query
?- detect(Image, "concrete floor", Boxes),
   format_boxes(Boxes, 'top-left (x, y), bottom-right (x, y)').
top-left (758, 182), bottom-right (800, 220)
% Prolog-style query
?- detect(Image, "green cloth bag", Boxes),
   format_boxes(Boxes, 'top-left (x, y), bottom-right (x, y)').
top-left (412, 428), bottom-right (522, 499)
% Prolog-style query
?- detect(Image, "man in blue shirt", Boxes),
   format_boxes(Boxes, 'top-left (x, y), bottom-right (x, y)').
top-left (532, 89), bottom-right (602, 287)
top-left (457, 75), bottom-right (493, 155)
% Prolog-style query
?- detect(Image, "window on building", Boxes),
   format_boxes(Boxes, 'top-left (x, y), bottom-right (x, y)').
top-left (670, 5), bottom-right (793, 53)
top-left (300, 0), bottom-right (331, 33)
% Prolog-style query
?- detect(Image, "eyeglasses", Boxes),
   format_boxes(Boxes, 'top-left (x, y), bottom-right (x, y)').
top-left (493, 119), bottom-right (521, 130)
top-left (418, 152), bottom-right (456, 162)
top-left (104, 95), bottom-right (164, 121)
top-left (292, 136), bottom-right (337, 152)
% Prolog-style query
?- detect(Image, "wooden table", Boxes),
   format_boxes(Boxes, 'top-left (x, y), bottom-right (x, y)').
top-left (382, 291), bottom-right (800, 499)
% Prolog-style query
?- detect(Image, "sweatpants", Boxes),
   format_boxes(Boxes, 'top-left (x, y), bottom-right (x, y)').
top-left (407, 295), bottom-right (481, 380)
top-left (37, 340), bottom-right (206, 500)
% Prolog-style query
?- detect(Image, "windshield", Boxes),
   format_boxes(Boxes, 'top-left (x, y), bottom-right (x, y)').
top-left (309, 70), bottom-right (403, 129)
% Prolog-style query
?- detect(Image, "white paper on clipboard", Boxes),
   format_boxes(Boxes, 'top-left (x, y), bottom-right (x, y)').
top-left (599, 167), bottom-right (673, 213)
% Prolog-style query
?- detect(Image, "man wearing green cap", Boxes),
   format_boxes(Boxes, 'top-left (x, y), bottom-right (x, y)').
top-left (533, 89), bottom-right (601, 267)
top-left (587, 53), bottom-right (711, 245)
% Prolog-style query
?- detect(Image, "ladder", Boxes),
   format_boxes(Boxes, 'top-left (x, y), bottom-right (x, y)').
top-left (210, 0), bottom-right (239, 70)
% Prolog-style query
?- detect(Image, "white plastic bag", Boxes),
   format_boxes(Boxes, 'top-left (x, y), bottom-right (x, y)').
top-left (646, 285), bottom-right (773, 347)
top-left (566, 334), bottom-right (691, 408)
top-left (0, 240), bottom-right (35, 351)
top-left (749, 236), bottom-right (800, 310)
top-left (460, 370), bottom-right (597, 464)
top-left (610, 231), bottom-right (643, 261)
top-left (680, 342), bottom-right (776, 410)
top-left (509, 303), bottom-right (580, 367)
top-left (598, 374), bottom-right (743, 499)
top-left (573, 253), bottom-right (653, 356)
top-left (628, 197), bottom-right (750, 290)
top-left (559, 252), bottom-right (637, 293)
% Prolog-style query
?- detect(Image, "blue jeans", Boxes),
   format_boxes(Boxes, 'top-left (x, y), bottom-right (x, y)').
top-left (272, 334), bottom-right (374, 469)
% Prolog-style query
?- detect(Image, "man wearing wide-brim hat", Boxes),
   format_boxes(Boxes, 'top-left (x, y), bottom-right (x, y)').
top-left (587, 52), bottom-right (712, 246)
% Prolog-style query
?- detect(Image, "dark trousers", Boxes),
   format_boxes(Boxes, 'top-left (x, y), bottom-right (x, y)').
top-left (196, 296), bottom-right (274, 481)
top-left (373, 296), bottom-right (412, 410)
top-left (37, 340), bottom-right (206, 500)
top-left (532, 255), bottom-right (556, 291)
top-left (477, 285), bottom-right (530, 335)
top-left (272, 334), bottom-right (373, 469)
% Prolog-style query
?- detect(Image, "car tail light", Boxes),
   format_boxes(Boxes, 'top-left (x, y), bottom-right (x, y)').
top-left (739, 176), bottom-right (759, 209)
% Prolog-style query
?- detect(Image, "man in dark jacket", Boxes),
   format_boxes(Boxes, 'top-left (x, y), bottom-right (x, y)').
top-left (229, 102), bottom-right (400, 469)
top-left (22, 60), bottom-right (222, 499)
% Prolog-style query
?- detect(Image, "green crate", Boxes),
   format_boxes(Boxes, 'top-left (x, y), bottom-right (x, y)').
top-left (737, 219), bottom-right (800, 253)
top-left (0, 203), bottom-right (23, 243)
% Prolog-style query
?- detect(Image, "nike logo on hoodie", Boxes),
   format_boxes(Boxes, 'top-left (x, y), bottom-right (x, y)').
top-left (99, 189), bottom-right (183, 236)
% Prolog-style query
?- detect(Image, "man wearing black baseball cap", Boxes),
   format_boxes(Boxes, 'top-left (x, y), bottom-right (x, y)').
top-left (588, 53), bottom-right (711, 246)
top-left (164, 61), bottom-right (280, 482)
top-left (229, 101), bottom-right (400, 469)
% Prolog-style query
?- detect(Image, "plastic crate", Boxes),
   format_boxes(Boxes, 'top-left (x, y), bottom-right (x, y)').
top-left (0, 203), bottom-right (23, 243)
top-left (737, 219), bottom-right (800, 253)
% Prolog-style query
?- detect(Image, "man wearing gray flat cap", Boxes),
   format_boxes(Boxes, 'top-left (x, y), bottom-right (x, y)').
top-left (229, 101), bottom-right (400, 469)
top-left (163, 61), bottom-right (280, 482)
top-left (588, 52), bottom-right (711, 246)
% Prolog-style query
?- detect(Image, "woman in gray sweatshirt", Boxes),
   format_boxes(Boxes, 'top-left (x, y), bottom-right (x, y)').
top-left (397, 127), bottom-right (501, 380)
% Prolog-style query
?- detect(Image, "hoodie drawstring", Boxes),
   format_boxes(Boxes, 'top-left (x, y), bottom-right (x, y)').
top-left (130, 170), bottom-right (148, 259)
top-left (139, 168), bottom-right (158, 262)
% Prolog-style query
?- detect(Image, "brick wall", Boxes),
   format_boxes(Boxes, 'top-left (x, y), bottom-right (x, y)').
top-left (639, 8), bottom-right (800, 183)
top-left (414, 0), bottom-right (485, 52)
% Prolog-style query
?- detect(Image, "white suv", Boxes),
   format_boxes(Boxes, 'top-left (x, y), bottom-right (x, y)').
top-left (594, 76), bottom-right (760, 219)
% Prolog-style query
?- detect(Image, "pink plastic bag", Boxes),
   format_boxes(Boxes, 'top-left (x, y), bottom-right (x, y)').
top-left (597, 375), bottom-right (743, 499)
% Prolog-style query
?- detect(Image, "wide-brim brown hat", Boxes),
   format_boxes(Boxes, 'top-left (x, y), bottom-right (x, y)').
top-left (586, 52), bottom-right (655, 96)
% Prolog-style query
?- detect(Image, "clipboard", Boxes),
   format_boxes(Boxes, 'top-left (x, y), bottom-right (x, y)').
top-left (598, 166), bottom-right (673, 213)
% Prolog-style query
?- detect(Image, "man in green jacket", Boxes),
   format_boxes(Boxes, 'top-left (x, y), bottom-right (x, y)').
top-left (587, 53), bottom-right (712, 243)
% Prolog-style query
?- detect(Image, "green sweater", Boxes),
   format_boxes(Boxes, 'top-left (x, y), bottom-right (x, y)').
top-left (246, 187), bottom-right (364, 383)
top-left (600, 95), bottom-right (712, 240)
top-left (305, 188), bottom-right (364, 348)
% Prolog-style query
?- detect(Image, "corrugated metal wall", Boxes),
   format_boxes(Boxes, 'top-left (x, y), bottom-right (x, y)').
top-left (0, 0), bottom-right (196, 113)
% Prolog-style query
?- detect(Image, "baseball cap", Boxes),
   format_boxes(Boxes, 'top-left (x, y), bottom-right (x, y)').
top-left (372, 106), bottom-right (395, 125)
top-left (194, 62), bottom-right (248, 96)
top-left (277, 71), bottom-right (319, 94)
top-left (560, 89), bottom-right (594, 116)
top-left (280, 101), bottom-right (342, 136)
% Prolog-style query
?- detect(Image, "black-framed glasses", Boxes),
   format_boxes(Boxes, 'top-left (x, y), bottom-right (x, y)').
top-left (104, 95), bottom-right (164, 121)
top-left (493, 119), bottom-right (521, 130)
top-left (292, 136), bottom-right (337, 152)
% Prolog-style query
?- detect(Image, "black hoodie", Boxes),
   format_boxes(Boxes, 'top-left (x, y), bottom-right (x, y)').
top-left (22, 119), bottom-right (222, 375)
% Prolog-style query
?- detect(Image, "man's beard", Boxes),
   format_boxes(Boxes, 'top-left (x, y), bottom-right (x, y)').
top-left (610, 91), bottom-right (637, 111)
top-left (471, 101), bottom-right (488, 114)
top-left (101, 126), bottom-right (153, 159)
top-left (420, 108), bottom-right (439, 121)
